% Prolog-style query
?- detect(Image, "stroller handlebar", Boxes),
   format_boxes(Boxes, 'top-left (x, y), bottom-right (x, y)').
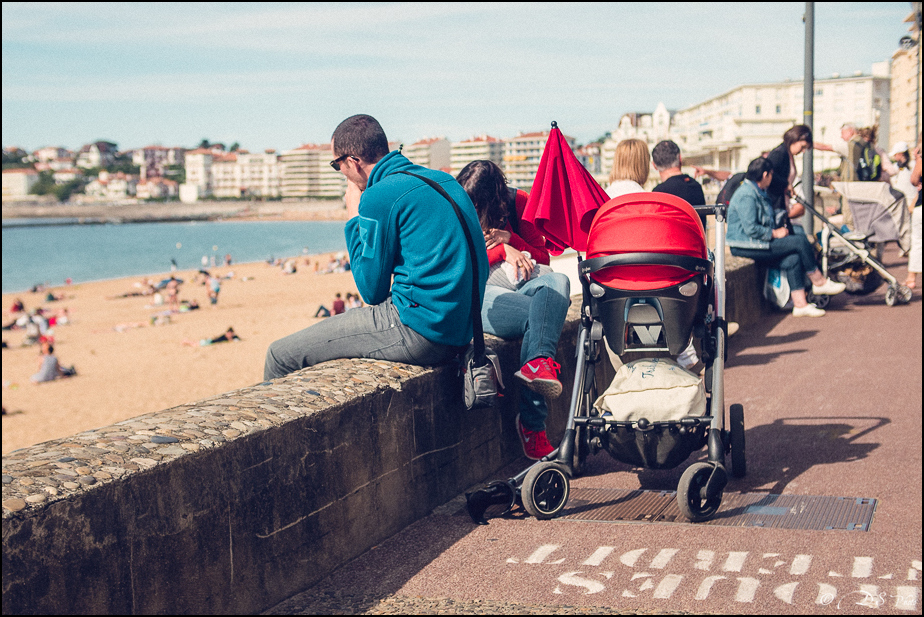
top-left (580, 253), bottom-right (713, 277)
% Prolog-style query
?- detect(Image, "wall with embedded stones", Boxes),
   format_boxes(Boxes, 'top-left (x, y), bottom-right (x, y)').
top-left (1, 257), bottom-right (763, 615)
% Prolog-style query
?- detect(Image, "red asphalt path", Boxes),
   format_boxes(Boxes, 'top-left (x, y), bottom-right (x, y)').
top-left (272, 248), bottom-right (922, 615)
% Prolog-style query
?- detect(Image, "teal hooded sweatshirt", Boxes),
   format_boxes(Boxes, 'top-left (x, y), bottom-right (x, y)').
top-left (344, 151), bottom-right (488, 347)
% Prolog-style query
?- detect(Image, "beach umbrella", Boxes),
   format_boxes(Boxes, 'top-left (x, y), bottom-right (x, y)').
top-left (521, 121), bottom-right (610, 254)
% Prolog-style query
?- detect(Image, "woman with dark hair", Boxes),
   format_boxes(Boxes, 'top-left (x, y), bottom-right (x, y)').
top-left (456, 160), bottom-right (570, 460)
top-left (727, 157), bottom-right (846, 317)
top-left (765, 124), bottom-right (814, 231)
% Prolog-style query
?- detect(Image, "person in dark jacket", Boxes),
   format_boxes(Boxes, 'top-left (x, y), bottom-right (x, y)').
top-left (765, 125), bottom-right (814, 232)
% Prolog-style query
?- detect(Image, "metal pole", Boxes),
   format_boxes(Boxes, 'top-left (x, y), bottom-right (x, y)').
top-left (801, 2), bottom-right (815, 236)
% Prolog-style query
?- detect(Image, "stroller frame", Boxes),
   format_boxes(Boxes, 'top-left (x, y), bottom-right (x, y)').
top-left (794, 194), bottom-right (913, 307)
top-left (466, 204), bottom-right (745, 524)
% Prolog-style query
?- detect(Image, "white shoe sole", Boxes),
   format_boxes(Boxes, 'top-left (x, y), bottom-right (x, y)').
top-left (514, 371), bottom-right (562, 398)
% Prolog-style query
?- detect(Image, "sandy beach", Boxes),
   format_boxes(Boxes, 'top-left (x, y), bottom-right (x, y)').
top-left (1, 254), bottom-right (359, 455)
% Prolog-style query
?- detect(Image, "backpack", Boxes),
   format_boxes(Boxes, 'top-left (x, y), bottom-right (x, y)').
top-left (855, 141), bottom-right (881, 182)
top-left (716, 172), bottom-right (746, 205)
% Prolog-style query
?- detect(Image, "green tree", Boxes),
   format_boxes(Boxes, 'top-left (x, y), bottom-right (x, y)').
top-left (28, 171), bottom-right (57, 196)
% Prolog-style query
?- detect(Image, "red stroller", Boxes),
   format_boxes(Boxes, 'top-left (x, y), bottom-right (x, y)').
top-left (467, 194), bottom-right (745, 523)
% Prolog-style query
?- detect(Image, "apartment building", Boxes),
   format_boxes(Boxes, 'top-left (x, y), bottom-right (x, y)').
top-left (131, 145), bottom-right (186, 178)
top-left (889, 4), bottom-right (922, 147)
top-left (210, 152), bottom-right (242, 198)
top-left (599, 102), bottom-right (672, 185)
top-left (403, 137), bottom-right (451, 171)
top-left (2, 168), bottom-right (39, 199)
top-left (449, 135), bottom-right (504, 176)
top-left (84, 171), bottom-right (136, 200)
top-left (136, 177), bottom-right (179, 200)
top-left (670, 66), bottom-right (891, 173)
top-left (183, 148), bottom-right (214, 199)
top-left (237, 150), bottom-right (281, 198)
top-left (504, 130), bottom-right (576, 190)
top-left (76, 141), bottom-right (118, 169)
top-left (279, 143), bottom-right (346, 199)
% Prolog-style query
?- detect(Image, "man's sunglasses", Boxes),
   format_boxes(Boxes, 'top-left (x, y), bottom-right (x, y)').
top-left (330, 154), bottom-right (358, 171)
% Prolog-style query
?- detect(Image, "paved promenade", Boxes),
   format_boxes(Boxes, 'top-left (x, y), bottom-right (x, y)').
top-left (266, 247), bottom-right (921, 615)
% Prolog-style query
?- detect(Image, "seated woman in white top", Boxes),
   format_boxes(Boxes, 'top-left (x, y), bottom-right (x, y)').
top-left (605, 138), bottom-right (650, 199)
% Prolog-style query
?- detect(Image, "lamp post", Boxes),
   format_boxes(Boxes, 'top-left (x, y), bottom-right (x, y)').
top-left (802, 2), bottom-right (815, 236)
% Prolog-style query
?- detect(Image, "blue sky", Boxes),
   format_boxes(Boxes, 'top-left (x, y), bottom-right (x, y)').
top-left (1, 2), bottom-right (915, 153)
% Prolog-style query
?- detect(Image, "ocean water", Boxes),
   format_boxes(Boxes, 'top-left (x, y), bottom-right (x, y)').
top-left (1, 219), bottom-right (347, 294)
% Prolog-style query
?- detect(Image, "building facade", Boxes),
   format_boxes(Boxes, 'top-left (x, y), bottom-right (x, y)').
top-left (449, 135), bottom-right (504, 177)
top-left (279, 144), bottom-right (346, 199)
top-left (503, 130), bottom-right (575, 190)
top-left (403, 137), bottom-right (451, 171)
top-left (599, 102), bottom-right (672, 185)
top-left (131, 146), bottom-right (186, 179)
top-left (889, 4), bottom-right (922, 148)
top-left (1, 168), bottom-right (39, 199)
top-left (670, 67), bottom-right (891, 174)
top-left (75, 141), bottom-right (118, 169)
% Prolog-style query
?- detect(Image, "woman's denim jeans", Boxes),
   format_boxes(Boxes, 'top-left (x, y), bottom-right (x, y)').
top-left (730, 233), bottom-right (818, 291)
top-left (481, 272), bottom-right (571, 431)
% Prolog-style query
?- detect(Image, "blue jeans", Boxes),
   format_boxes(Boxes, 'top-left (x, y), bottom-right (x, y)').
top-left (730, 234), bottom-right (818, 291)
top-left (481, 273), bottom-right (571, 431)
top-left (264, 297), bottom-right (458, 380)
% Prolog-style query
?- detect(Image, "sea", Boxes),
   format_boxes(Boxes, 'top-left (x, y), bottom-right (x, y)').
top-left (1, 219), bottom-right (348, 294)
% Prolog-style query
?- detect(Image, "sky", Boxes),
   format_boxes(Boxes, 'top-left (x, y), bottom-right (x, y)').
top-left (1, 2), bottom-right (916, 153)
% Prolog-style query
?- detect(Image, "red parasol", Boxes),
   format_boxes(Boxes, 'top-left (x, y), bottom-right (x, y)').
top-left (521, 122), bottom-right (610, 254)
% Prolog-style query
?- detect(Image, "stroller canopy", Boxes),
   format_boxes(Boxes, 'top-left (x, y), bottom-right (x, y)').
top-left (587, 193), bottom-right (707, 290)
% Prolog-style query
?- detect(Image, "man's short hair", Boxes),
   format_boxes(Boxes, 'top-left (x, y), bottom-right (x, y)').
top-left (841, 122), bottom-right (857, 131)
top-left (745, 156), bottom-right (773, 183)
top-left (651, 140), bottom-right (682, 171)
top-left (332, 114), bottom-right (389, 164)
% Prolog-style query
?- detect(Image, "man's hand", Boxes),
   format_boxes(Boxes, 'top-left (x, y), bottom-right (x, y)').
top-left (345, 181), bottom-right (362, 219)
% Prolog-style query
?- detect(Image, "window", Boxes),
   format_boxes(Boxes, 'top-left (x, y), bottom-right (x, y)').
top-left (776, 105), bottom-right (781, 114)
top-left (755, 105), bottom-right (761, 114)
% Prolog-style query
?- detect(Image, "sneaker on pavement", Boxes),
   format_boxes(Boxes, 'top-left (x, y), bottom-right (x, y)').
top-left (793, 303), bottom-right (826, 317)
top-left (516, 413), bottom-right (553, 460)
top-left (812, 278), bottom-right (847, 295)
top-left (515, 357), bottom-right (562, 399)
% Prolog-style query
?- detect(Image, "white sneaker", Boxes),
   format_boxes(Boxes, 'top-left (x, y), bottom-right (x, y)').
top-left (793, 303), bottom-right (826, 317)
top-left (811, 278), bottom-right (847, 295)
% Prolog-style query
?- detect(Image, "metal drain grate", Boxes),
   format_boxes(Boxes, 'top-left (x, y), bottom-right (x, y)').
top-left (560, 489), bottom-right (877, 531)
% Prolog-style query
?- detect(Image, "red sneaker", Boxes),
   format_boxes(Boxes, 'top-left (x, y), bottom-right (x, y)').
top-left (517, 414), bottom-right (554, 460)
top-left (515, 357), bottom-right (562, 399)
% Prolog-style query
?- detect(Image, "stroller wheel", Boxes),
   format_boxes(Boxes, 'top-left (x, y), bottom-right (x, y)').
top-left (898, 285), bottom-right (913, 304)
top-left (807, 290), bottom-right (830, 310)
top-left (885, 285), bottom-right (898, 307)
top-left (677, 462), bottom-right (723, 522)
top-left (521, 462), bottom-right (570, 520)
top-left (729, 404), bottom-right (746, 478)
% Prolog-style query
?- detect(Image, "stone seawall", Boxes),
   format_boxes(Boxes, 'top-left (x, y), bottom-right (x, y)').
top-left (2, 258), bottom-right (765, 615)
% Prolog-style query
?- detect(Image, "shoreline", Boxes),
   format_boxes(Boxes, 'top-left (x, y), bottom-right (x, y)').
top-left (1, 199), bottom-right (351, 225)
top-left (1, 253), bottom-right (360, 455)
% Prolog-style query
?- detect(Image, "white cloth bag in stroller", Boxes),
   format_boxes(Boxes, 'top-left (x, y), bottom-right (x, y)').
top-left (594, 357), bottom-right (706, 421)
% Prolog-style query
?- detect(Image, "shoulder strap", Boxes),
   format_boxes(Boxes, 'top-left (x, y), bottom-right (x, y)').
top-left (396, 171), bottom-right (486, 359)
top-left (505, 187), bottom-right (520, 235)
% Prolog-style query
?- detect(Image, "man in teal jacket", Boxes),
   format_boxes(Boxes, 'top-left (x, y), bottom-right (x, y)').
top-left (264, 114), bottom-right (488, 380)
